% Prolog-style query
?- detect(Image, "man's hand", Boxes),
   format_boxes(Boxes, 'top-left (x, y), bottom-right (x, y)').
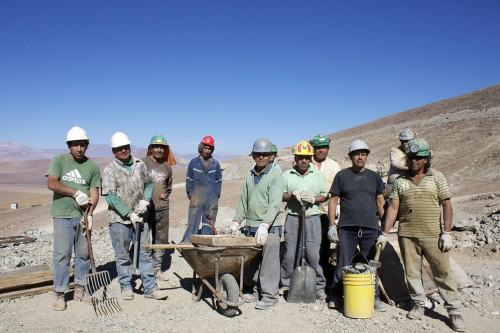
top-left (80, 215), bottom-right (93, 232)
top-left (301, 191), bottom-right (315, 204)
top-left (292, 190), bottom-right (302, 204)
top-left (230, 220), bottom-right (240, 235)
top-left (439, 231), bottom-right (453, 252)
top-left (255, 222), bottom-right (269, 245)
top-left (327, 226), bottom-right (338, 243)
top-left (134, 200), bottom-right (149, 215)
top-left (376, 232), bottom-right (388, 250)
top-left (129, 212), bottom-right (144, 226)
top-left (73, 190), bottom-right (89, 207)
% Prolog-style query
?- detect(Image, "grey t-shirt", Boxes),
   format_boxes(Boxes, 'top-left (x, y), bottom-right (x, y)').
top-left (329, 168), bottom-right (385, 229)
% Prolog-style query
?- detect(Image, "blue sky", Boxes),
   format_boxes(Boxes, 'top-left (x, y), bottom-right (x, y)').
top-left (1, 0), bottom-right (499, 155)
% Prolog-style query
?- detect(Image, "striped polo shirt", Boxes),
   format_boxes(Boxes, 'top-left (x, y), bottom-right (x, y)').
top-left (390, 168), bottom-right (451, 237)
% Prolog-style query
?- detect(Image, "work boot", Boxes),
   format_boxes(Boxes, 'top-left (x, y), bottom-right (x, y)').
top-left (73, 285), bottom-right (91, 303)
top-left (374, 299), bottom-right (387, 312)
top-left (154, 267), bottom-right (170, 281)
top-left (121, 288), bottom-right (134, 300)
top-left (449, 314), bottom-right (466, 332)
top-left (406, 304), bottom-right (425, 320)
top-left (327, 297), bottom-right (343, 309)
top-left (52, 292), bottom-right (67, 311)
top-left (316, 291), bottom-right (327, 300)
top-left (244, 293), bottom-right (259, 303)
top-left (145, 289), bottom-right (168, 300)
top-left (255, 300), bottom-right (278, 310)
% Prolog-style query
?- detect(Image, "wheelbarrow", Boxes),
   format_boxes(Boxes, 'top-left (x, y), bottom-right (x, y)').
top-left (144, 235), bottom-right (261, 317)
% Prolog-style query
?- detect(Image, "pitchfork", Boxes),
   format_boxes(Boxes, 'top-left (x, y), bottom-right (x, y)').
top-left (82, 207), bottom-right (122, 316)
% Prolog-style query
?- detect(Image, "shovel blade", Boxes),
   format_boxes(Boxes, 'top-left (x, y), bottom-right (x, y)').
top-left (287, 265), bottom-right (317, 303)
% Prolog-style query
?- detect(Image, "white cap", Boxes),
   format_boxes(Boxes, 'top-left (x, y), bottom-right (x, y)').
top-left (66, 126), bottom-right (89, 142)
top-left (110, 132), bottom-right (131, 148)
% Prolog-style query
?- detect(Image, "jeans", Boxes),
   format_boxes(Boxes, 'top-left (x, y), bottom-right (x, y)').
top-left (109, 221), bottom-right (158, 295)
top-left (280, 214), bottom-right (325, 294)
top-left (149, 209), bottom-right (170, 268)
top-left (53, 217), bottom-right (89, 292)
top-left (181, 192), bottom-right (218, 243)
top-left (331, 226), bottom-right (380, 300)
top-left (399, 236), bottom-right (461, 313)
top-left (319, 214), bottom-right (334, 286)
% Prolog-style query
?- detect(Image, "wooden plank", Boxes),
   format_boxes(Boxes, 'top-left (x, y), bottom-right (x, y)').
top-left (142, 244), bottom-right (195, 249)
top-left (0, 264), bottom-right (50, 278)
top-left (0, 283), bottom-right (75, 301)
top-left (0, 268), bottom-right (73, 293)
top-left (190, 235), bottom-right (258, 247)
top-left (0, 236), bottom-right (36, 245)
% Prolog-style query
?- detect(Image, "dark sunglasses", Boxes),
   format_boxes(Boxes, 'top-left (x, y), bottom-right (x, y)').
top-left (408, 155), bottom-right (426, 161)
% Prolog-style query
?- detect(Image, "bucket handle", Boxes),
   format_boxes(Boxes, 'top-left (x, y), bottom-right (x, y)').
top-left (348, 251), bottom-right (369, 265)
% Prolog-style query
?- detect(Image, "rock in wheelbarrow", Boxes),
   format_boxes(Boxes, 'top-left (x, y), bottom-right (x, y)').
top-left (189, 235), bottom-right (258, 247)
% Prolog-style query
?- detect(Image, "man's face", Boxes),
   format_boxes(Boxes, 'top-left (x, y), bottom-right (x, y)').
top-left (201, 144), bottom-right (213, 160)
top-left (400, 140), bottom-right (410, 151)
top-left (68, 140), bottom-right (88, 161)
top-left (295, 155), bottom-right (311, 173)
top-left (313, 145), bottom-right (329, 162)
top-left (252, 152), bottom-right (272, 169)
top-left (113, 145), bottom-right (131, 162)
top-left (150, 144), bottom-right (165, 160)
top-left (349, 150), bottom-right (368, 168)
top-left (407, 155), bottom-right (428, 172)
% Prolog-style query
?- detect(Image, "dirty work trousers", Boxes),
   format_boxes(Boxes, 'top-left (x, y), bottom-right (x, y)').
top-left (149, 208), bottom-right (170, 268)
top-left (399, 236), bottom-right (461, 314)
top-left (319, 214), bottom-right (334, 288)
top-left (53, 217), bottom-right (89, 292)
top-left (247, 228), bottom-right (281, 303)
top-left (109, 221), bottom-right (158, 295)
top-left (181, 193), bottom-right (218, 243)
top-left (280, 214), bottom-right (326, 295)
top-left (331, 226), bottom-right (380, 300)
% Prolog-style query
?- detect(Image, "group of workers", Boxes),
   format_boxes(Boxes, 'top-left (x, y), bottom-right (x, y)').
top-left (46, 126), bottom-right (465, 332)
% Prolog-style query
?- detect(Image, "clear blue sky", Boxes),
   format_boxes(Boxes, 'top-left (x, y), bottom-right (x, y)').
top-left (1, 0), bottom-right (499, 155)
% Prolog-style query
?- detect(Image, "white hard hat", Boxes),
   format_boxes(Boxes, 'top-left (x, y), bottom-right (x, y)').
top-left (110, 132), bottom-right (131, 148)
top-left (349, 139), bottom-right (370, 155)
top-left (66, 126), bottom-right (89, 142)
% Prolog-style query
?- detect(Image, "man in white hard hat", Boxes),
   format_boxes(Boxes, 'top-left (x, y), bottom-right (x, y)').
top-left (377, 138), bottom-right (465, 332)
top-left (384, 128), bottom-right (416, 198)
top-left (102, 132), bottom-right (168, 301)
top-left (231, 137), bottom-right (283, 310)
top-left (309, 134), bottom-right (341, 288)
top-left (181, 136), bottom-right (222, 242)
top-left (47, 126), bottom-right (101, 311)
top-left (327, 140), bottom-right (386, 311)
top-left (143, 134), bottom-right (175, 281)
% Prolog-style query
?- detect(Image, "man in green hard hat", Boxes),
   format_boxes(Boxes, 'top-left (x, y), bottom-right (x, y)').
top-left (270, 144), bottom-right (282, 173)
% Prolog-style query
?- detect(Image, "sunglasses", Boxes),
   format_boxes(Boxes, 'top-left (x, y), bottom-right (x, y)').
top-left (408, 155), bottom-right (426, 161)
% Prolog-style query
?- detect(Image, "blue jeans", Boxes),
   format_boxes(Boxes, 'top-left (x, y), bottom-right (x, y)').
top-left (331, 226), bottom-right (380, 300)
top-left (181, 193), bottom-right (218, 243)
top-left (53, 217), bottom-right (89, 292)
top-left (109, 222), bottom-right (158, 295)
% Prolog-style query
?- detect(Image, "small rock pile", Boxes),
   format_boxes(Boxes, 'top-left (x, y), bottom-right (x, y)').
top-left (453, 208), bottom-right (500, 249)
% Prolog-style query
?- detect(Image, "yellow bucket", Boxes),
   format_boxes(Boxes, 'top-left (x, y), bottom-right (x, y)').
top-left (343, 272), bottom-right (375, 318)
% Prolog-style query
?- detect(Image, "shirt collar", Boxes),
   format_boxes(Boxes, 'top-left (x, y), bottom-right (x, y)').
top-left (251, 163), bottom-right (272, 176)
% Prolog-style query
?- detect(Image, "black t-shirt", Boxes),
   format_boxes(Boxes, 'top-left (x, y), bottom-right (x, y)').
top-left (329, 168), bottom-right (385, 229)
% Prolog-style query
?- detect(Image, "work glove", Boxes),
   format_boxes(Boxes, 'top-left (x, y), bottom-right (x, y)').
top-left (73, 190), bottom-right (89, 207)
top-left (230, 220), bottom-right (240, 235)
top-left (129, 212), bottom-right (144, 228)
top-left (292, 190), bottom-right (302, 204)
top-left (327, 226), bottom-right (338, 243)
top-left (80, 215), bottom-right (93, 232)
top-left (301, 191), bottom-right (315, 204)
top-left (134, 200), bottom-right (149, 215)
top-left (376, 232), bottom-right (388, 251)
top-left (439, 231), bottom-right (453, 252)
top-left (255, 222), bottom-right (270, 245)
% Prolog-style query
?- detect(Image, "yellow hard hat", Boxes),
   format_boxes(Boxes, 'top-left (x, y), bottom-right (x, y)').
top-left (293, 141), bottom-right (314, 156)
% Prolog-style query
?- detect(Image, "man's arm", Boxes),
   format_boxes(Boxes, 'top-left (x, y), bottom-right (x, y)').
top-left (376, 193), bottom-right (385, 218)
top-left (313, 195), bottom-right (327, 204)
top-left (441, 198), bottom-right (453, 232)
top-left (89, 187), bottom-right (99, 215)
top-left (382, 199), bottom-right (399, 234)
top-left (328, 195), bottom-right (339, 227)
top-left (282, 193), bottom-right (293, 202)
top-left (47, 175), bottom-right (78, 197)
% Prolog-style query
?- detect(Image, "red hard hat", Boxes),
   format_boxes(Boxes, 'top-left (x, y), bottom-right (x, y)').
top-left (201, 136), bottom-right (214, 147)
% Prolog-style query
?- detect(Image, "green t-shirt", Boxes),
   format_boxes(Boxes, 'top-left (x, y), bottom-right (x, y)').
top-left (46, 153), bottom-right (101, 218)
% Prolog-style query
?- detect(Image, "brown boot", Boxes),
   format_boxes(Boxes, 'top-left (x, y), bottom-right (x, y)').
top-left (449, 314), bottom-right (466, 332)
top-left (74, 285), bottom-right (91, 303)
top-left (52, 292), bottom-right (67, 311)
top-left (154, 267), bottom-right (170, 281)
top-left (144, 289), bottom-right (168, 300)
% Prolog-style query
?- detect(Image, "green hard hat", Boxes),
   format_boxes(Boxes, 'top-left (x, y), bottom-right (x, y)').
top-left (406, 138), bottom-right (430, 157)
top-left (271, 144), bottom-right (278, 154)
top-left (150, 134), bottom-right (168, 145)
top-left (311, 134), bottom-right (330, 147)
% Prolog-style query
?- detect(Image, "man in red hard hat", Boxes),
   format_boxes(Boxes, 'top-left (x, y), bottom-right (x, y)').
top-left (181, 136), bottom-right (222, 242)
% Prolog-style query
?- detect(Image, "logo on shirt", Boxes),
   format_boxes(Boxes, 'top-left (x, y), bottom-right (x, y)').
top-left (150, 169), bottom-right (166, 184)
top-left (61, 169), bottom-right (86, 185)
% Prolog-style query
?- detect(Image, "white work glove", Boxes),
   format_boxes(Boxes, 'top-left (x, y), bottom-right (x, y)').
top-left (301, 191), bottom-right (315, 204)
top-left (80, 215), bottom-right (93, 232)
top-left (134, 199), bottom-right (149, 215)
top-left (327, 226), bottom-right (338, 243)
top-left (439, 231), bottom-right (453, 252)
top-left (292, 190), bottom-right (302, 204)
top-left (255, 222), bottom-right (270, 245)
top-left (129, 212), bottom-right (144, 227)
top-left (376, 232), bottom-right (388, 250)
top-left (73, 190), bottom-right (89, 207)
top-left (230, 220), bottom-right (240, 235)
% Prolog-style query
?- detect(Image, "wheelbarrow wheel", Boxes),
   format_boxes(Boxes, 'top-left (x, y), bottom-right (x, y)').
top-left (216, 274), bottom-right (239, 317)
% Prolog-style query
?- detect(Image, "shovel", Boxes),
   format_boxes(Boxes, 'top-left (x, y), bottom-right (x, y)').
top-left (287, 205), bottom-right (317, 303)
top-left (82, 208), bottom-right (122, 316)
top-left (128, 222), bottom-right (141, 276)
top-left (369, 243), bottom-right (394, 306)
